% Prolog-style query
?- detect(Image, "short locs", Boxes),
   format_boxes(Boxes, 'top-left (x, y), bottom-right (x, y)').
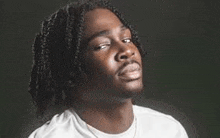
top-left (29, 0), bottom-right (146, 115)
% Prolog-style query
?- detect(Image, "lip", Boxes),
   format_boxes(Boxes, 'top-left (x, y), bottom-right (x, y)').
top-left (118, 63), bottom-right (142, 81)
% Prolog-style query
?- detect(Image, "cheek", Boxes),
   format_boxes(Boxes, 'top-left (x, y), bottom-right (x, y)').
top-left (98, 55), bottom-right (118, 83)
top-left (96, 54), bottom-right (117, 76)
top-left (134, 47), bottom-right (142, 63)
top-left (85, 53), bottom-right (115, 76)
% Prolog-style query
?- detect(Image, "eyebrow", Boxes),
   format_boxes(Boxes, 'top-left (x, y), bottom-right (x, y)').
top-left (86, 24), bottom-right (128, 43)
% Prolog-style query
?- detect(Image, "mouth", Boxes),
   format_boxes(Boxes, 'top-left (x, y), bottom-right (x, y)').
top-left (118, 62), bottom-right (142, 81)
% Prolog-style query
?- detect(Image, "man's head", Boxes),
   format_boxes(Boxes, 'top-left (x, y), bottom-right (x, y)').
top-left (29, 0), bottom-right (146, 115)
top-left (81, 8), bottom-right (143, 102)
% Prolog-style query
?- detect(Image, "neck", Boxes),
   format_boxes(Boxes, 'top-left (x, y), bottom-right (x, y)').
top-left (73, 98), bottom-right (134, 134)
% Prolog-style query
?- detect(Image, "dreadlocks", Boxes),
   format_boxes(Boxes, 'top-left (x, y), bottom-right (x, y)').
top-left (29, 0), bottom-right (146, 115)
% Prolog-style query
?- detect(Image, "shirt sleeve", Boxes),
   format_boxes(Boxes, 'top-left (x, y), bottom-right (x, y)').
top-left (28, 129), bottom-right (38, 138)
top-left (176, 121), bottom-right (188, 138)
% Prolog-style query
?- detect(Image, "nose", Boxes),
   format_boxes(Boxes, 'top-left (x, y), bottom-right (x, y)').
top-left (115, 43), bottom-right (135, 62)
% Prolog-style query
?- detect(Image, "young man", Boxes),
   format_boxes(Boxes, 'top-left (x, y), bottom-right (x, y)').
top-left (28, 0), bottom-right (188, 137)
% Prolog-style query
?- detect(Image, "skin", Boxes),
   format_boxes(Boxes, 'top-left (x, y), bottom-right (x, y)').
top-left (73, 8), bottom-right (143, 134)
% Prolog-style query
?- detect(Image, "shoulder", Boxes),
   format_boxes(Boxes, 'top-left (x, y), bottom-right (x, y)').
top-left (133, 105), bottom-right (178, 126)
top-left (133, 104), bottom-right (174, 118)
top-left (133, 105), bottom-right (188, 138)
top-left (28, 110), bottom-right (75, 138)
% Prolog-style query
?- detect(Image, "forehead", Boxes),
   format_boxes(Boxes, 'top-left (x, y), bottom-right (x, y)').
top-left (83, 8), bottom-right (123, 37)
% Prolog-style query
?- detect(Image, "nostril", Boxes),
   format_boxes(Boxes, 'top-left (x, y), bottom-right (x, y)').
top-left (116, 46), bottom-right (135, 61)
top-left (120, 55), bottom-right (128, 59)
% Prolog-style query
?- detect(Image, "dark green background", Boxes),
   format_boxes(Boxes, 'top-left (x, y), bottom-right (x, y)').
top-left (1, 0), bottom-right (219, 137)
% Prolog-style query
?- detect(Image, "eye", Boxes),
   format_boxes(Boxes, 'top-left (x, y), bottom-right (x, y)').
top-left (93, 43), bottom-right (110, 51)
top-left (122, 38), bottom-right (132, 43)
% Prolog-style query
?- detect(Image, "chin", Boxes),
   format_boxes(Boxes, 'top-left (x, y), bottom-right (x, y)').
top-left (113, 81), bottom-right (144, 99)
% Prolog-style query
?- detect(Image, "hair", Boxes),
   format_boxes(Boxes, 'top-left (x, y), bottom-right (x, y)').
top-left (29, 0), bottom-right (146, 115)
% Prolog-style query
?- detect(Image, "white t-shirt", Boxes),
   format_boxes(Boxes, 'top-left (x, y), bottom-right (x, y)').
top-left (28, 105), bottom-right (188, 138)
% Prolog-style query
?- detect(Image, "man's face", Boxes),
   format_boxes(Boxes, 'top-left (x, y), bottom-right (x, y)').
top-left (82, 8), bottom-right (143, 99)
